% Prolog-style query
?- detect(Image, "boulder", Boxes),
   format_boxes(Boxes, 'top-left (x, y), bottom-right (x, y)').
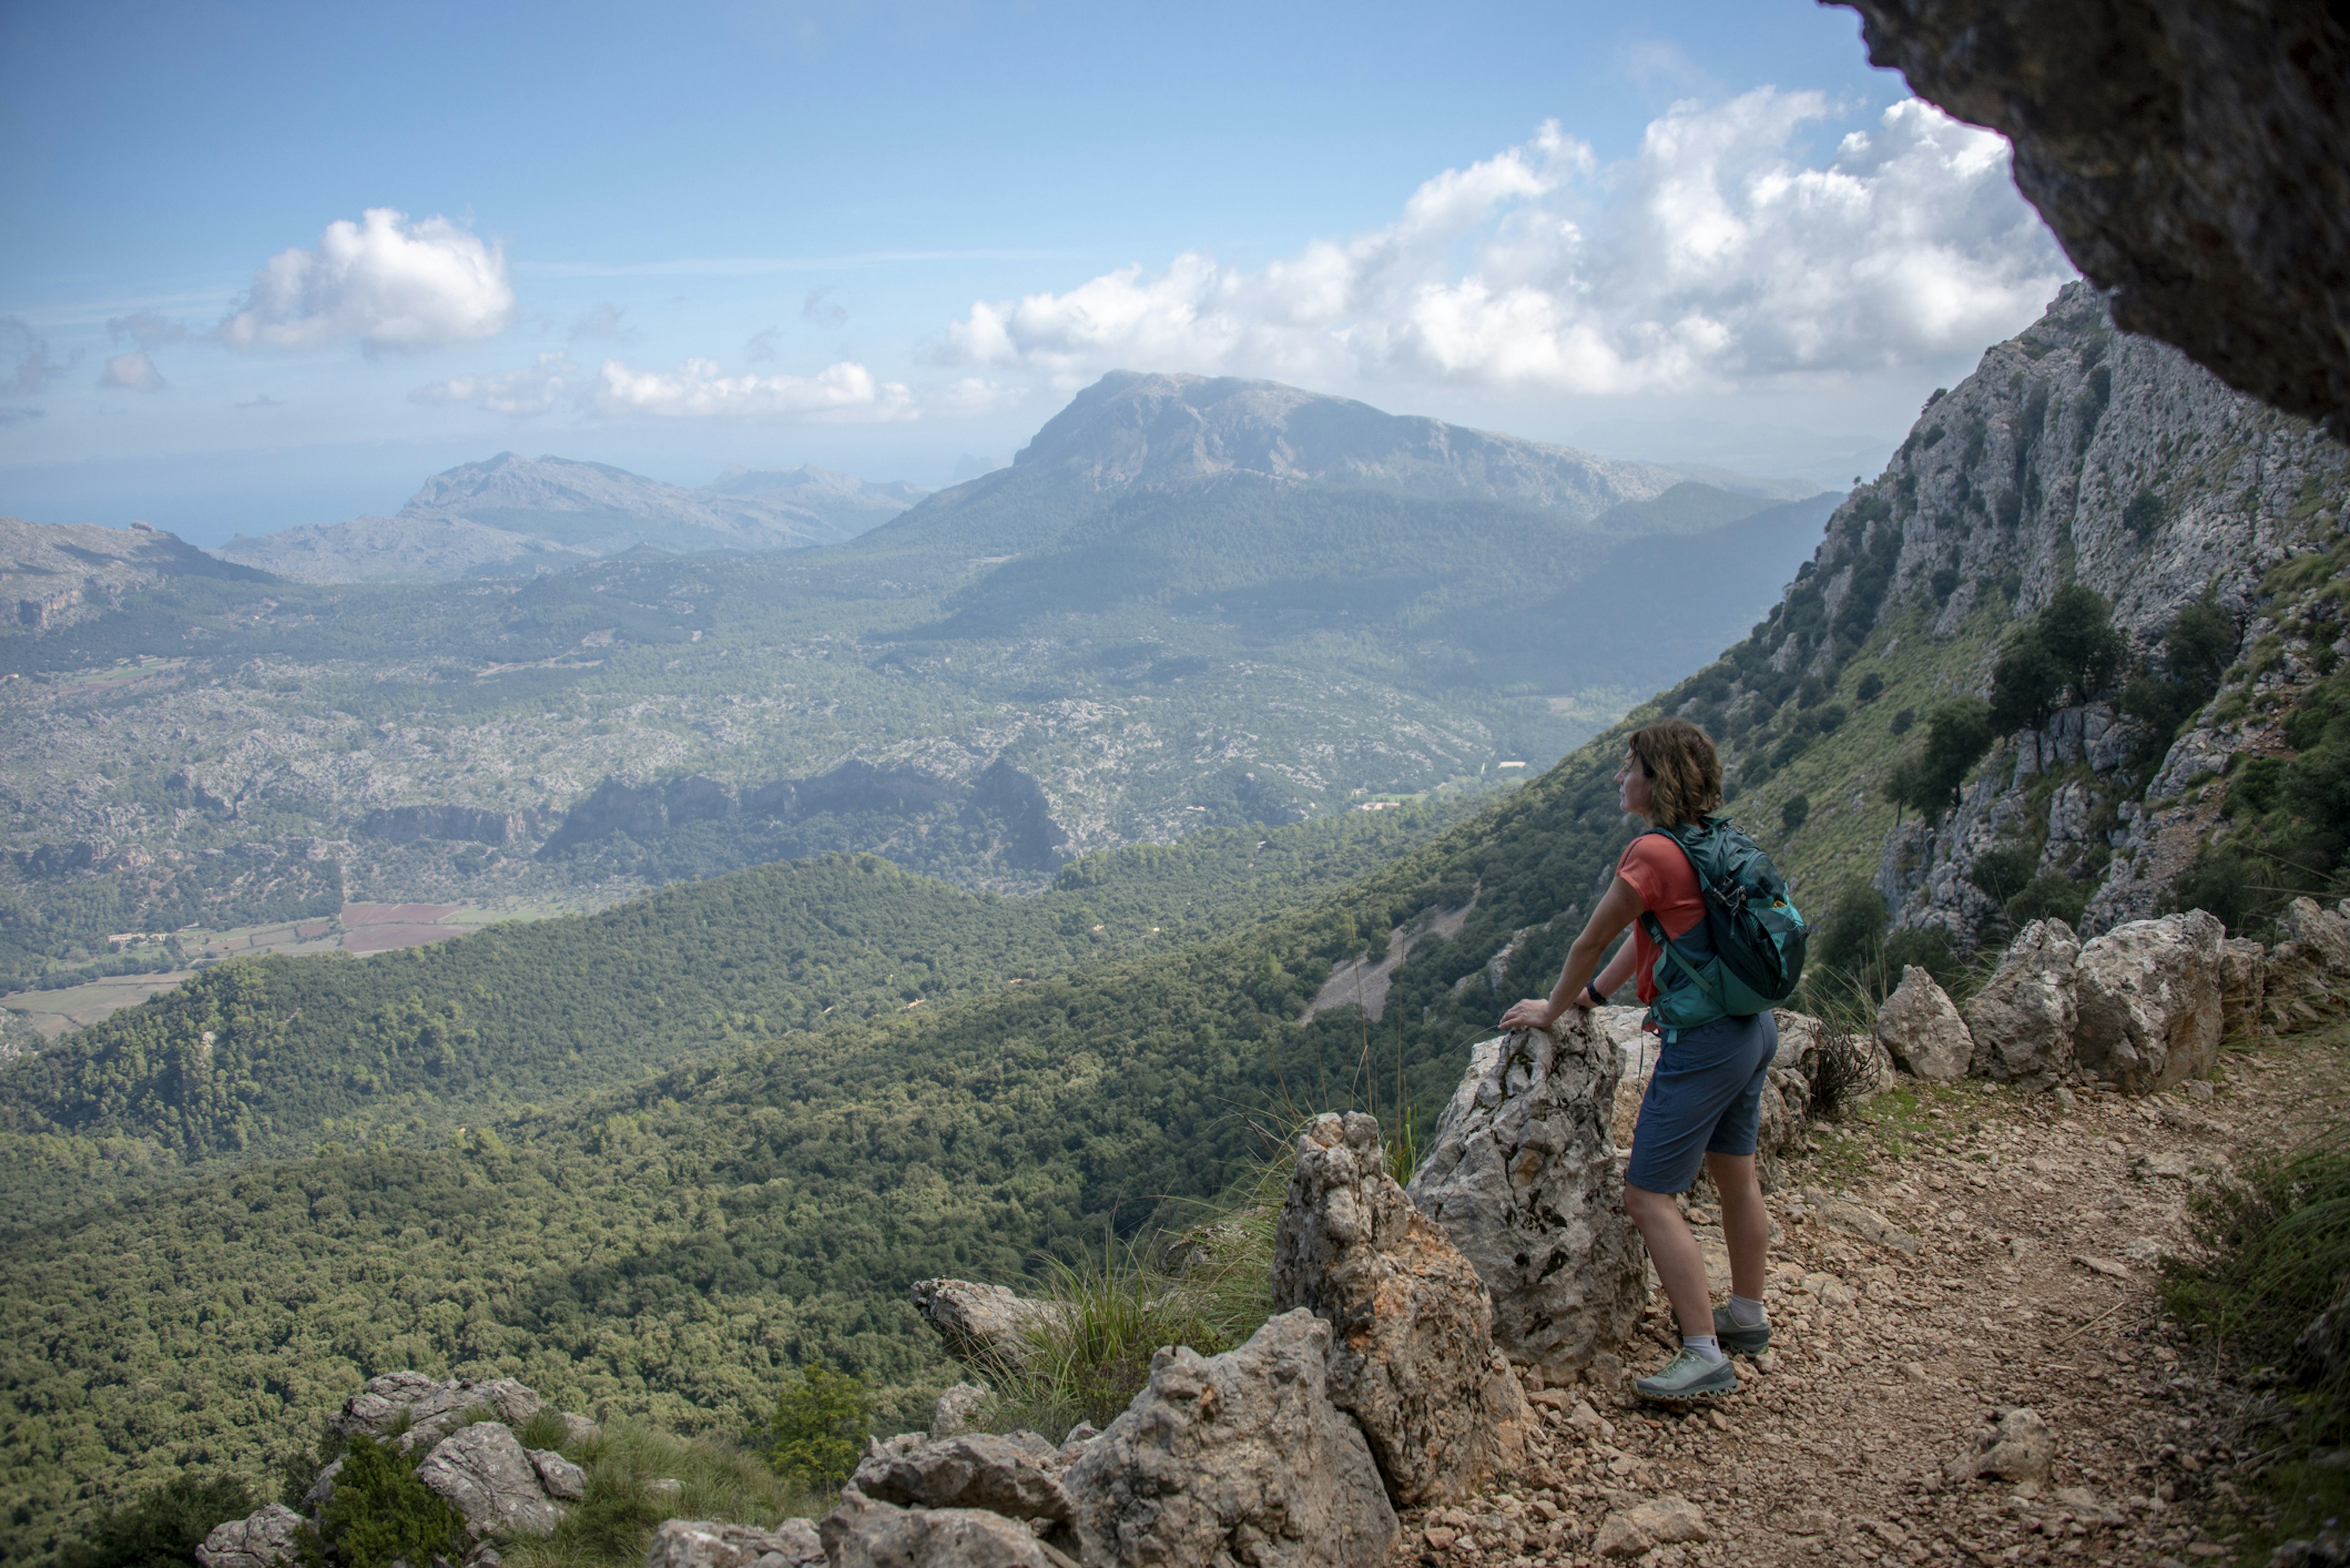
top-left (414, 1421), bottom-right (561, 1539)
top-left (330, 1372), bottom-right (545, 1452)
top-left (2221, 937), bottom-right (2267, 1046)
top-left (195, 1504), bottom-right (305, 1568)
top-left (2074, 911), bottom-right (2225, 1093)
top-left (909, 1279), bottom-right (1066, 1368)
top-left (849, 1433), bottom-right (1072, 1523)
top-left (300, 1457), bottom-right (341, 1513)
top-left (1405, 1016), bottom-right (1646, 1372)
top-left (529, 1449), bottom-right (587, 1502)
top-left (1061, 1310), bottom-right (1397, 1568)
top-left (646, 1518), bottom-right (827, 1568)
top-left (560, 1411), bottom-right (602, 1447)
top-left (1269, 1111), bottom-right (1531, 1507)
top-left (2269, 898), bottom-right (2350, 1034)
top-left (1874, 966), bottom-right (1974, 1080)
top-left (821, 1489), bottom-right (1079, 1567)
top-left (1593, 1497), bottom-right (1709, 1558)
top-left (929, 1382), bottom-right (994, 1440)
top-left (1945, 1407), bottom-right (2054, 1485)
top-left (1963, 920), bottom-right (2081, 1081)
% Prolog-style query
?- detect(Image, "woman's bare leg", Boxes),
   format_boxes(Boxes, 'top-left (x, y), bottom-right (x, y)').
top-left (1706, 1151), bottom-right (1769, 1302)
top-left (1623, 1183), bottom-right (1715, 1338)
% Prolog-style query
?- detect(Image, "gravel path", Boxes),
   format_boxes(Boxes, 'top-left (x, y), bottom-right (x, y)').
top-left (1392, 1036), bottom-right (2341, 1567)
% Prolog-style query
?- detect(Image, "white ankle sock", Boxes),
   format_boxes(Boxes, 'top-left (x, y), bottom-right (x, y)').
top-left (1728, 1294), bottom-right (1767, 1328)
top-left (1682, 1335), bottom-right (1725, 1365)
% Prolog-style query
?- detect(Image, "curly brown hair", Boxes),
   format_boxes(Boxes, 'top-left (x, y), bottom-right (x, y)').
top-left (1628, 718), bottom-right (1723, 827)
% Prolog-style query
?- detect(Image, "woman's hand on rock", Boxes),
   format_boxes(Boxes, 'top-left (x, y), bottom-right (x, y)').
top-left (1500, 996), bottom-right (1562, 1031)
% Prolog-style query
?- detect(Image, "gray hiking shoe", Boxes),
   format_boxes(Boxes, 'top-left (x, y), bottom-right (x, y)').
top-left (1714, 1305), bottom-right (1771, 1356)
top-left (1634, 1347), bottom-right (1741, 1404)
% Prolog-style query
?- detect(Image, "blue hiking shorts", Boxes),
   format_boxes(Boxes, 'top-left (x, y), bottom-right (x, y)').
top-left (1625, 1010), bottom-right (1780, 1195)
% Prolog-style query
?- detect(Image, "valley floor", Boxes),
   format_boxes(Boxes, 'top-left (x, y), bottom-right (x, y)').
top-left (1397, 1031), bottom-right (2343, 1567)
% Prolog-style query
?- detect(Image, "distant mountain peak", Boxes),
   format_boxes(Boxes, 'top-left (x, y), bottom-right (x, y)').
top-left (1008, 370), bottom-right (1682, 519)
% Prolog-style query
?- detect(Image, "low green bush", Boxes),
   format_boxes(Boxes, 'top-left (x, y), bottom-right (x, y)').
top-left (60, 1475), bottom-right (256, 1568)
top-left (301, 1436), bottom-right (466, 1568)
top-left (2165, 1093), bottom-right (2350, 1552)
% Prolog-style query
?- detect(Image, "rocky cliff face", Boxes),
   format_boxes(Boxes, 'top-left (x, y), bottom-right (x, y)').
top-left (1693, 282), bottom-right (2346, 944)
top-left (1839, 0), bottom-right (2350, 441)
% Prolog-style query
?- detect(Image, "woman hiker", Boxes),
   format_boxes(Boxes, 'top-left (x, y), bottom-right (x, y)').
top-left (1500, 717), bottom-right (1776, 1403)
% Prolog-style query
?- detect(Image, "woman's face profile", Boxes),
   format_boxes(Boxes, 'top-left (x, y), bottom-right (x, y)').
top-left (1617, 749), bottom-right (1654, 819)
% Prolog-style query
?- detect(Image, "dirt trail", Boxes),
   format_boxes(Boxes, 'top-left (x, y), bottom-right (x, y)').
top-left (1395, 1035), bottom-right (2340, 1567)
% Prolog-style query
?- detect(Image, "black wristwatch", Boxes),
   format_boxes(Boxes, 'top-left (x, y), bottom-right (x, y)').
top-left (1584, 982), bottom-right (1608, 1007)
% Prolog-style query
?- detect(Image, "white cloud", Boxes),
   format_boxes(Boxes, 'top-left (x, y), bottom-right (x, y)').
top-left (412, 351), bottom-right (576, 416)
top-left (589, 357), bottom-right (914, 420)
top-left (931, 376), bottom-right (1025, 417)
top-left (100, 350), bottom-right (166, 392)
top-left (941, 92), bottom-right (2070, 395)
top-left (218, 208), bottom-right (515, 353)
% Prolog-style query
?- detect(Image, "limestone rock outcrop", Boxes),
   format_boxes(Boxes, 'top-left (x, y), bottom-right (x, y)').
top-left (414, 1420), bottom-right (563, 1539)
top-left (2269, 898), bottom-right (2350, 1033)
top-left (1838, 0), bottom-right (2350, 441)
top-left (848, 1433), bottom-right (1072, 1525)
top-left (820, 1490), bottom-right (1077, 1568)
top-left (1963, 919), bottom-right (2081, 1081)
top-left (1875, 967), bottom-right (1974, 1080)
top-left (911, 1279), bottom-right (1067, 1368)
top-left (330, 1371), bottom-right (546, 1452)
top-left (194, 1504), bottom-right (305, 1568)
top-left (1060, 1310), bottom-right (1398, 1568)
top-left (1405, 1017), bottom-right (1646, 1372)
top-left (1270, 1111), bottom-right (1530, 1507)
top-left (928, 1383), bottom-right (994, 1440)
top-left (2073, 911), bottom-right (2225, 1092)
top-left (646, 1518), bottom-right (827, 1568)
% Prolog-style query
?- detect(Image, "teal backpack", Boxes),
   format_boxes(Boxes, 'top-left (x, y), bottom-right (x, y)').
top-left (1636, 816), bottom-right (1809, 1037)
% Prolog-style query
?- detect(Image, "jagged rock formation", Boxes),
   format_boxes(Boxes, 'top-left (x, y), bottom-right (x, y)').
top-left (1708, 280), bottom-right (2350, 943)
top-left (1404, 1015), bottom-right (1646, 1373)
top-left (1838, 0), bottom-right (2350, 440)
top-left (1874, 967), bottom-right (1975, 1080)
top-left (329, 1370), bottom-right (545, 1449)
top-left (2072, 909), bottom-right (2226, 1091)
top-left (1964, 919), bottom-right (2083, 1080)
top-left (1270, 1111), bottom-right (1531, 1507)
top-left (821, 1490), bottom-right (1078, 1567)
top-left (1059, 1310), bottom-right (1398, 1567)
top-left (909, 1278), bottom-right (1070, 1368)
top-left (646, 1517), bottom-right (827, 1568)
top-left (413, 1420), bottom-right (564, 1539)
top-left (193, 1504), bottom-right (304, 1568)
top-left (848, 1433), bottom-right (1073, 1526)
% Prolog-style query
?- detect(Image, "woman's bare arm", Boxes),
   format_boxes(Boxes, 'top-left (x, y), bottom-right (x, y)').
top-left (1499, 874), bottom-right (1644, 1031)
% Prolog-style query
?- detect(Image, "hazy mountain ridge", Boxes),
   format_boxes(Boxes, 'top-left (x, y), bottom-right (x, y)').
top-left (850, 371), bottom-right (1701, 560)
top-left (0, 516), bottom-right (268, 633)
top-left (212, 454), bottom-right (926, 583)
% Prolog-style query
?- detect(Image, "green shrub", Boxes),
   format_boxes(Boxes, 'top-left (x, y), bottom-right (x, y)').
top-left (60, 1475), bottom-right (256, 1568)
top-left (504, 1417), bottom-right (816, 1568)
top-left (1854, 672), bottom-right (1884, 703)
top-left (1780, 794), bottom-right (1810, 834)
top-left (305, 1436), bottom-right (466, 1568)
top-left (2165, 1109), bottom-right (2350, 1548)
top-left (1889, 707), bottom-right (1915, 737)
top-left (2002, 870), bottom-right (2088, 931)
top-left (769, 1367), bottom-right (870, 1491)
top-left (1886, 700), bottom-right (1993, 816)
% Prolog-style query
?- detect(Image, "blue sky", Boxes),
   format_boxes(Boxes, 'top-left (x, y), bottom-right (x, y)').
top-left (0, 1), bottom-right (2073, 543)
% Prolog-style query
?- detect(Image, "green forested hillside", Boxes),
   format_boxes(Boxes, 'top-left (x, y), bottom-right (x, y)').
top-left (0, 802), bottom-right (1469, 1167)
top-left (0, 736), bottom-right (1635, 1566)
